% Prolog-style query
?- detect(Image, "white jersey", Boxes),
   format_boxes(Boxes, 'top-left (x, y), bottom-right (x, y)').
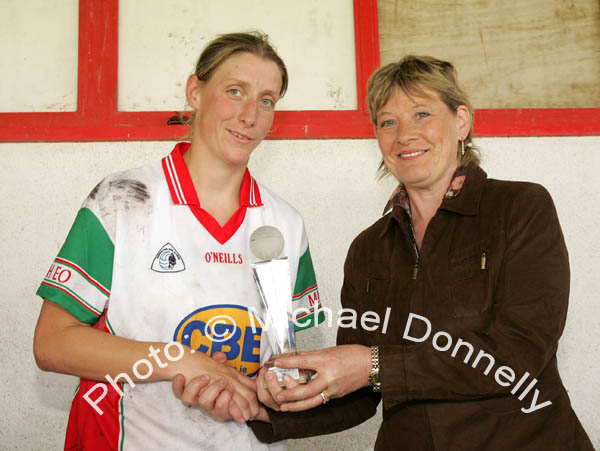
top-left (38, 142), bottom-right (324, 451)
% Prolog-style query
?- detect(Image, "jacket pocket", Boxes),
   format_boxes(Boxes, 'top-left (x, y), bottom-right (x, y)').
top-left (448, 247), bottom-right (492, 318)
top-left (364, 274), bottom-right (390, 297)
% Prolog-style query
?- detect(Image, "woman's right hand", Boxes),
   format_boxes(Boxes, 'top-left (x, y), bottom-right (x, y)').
top-left (173, 356), bottom-right (284, 424)
top-left (171, 351), bottom-right (259, 424)
top-left (261, 345), bottom-right (372, 412)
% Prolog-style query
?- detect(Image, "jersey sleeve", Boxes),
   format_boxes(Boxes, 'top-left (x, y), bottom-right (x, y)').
top-left (36, 205), bottom-right (114, 324)
top-left (292, 244), bottom-right (325, 331)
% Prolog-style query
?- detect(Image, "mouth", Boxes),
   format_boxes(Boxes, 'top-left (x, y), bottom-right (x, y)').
top-left (227, 129), bottom-right (253, 142)
top-left (398, 149), bottom-right (428, 159)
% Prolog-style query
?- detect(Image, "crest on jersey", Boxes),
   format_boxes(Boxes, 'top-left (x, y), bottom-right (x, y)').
top-left (151, 243), bottom-right (185, 273)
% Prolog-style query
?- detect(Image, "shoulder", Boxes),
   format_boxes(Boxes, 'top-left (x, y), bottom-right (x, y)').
top-left (256, 181), bottom-right (304, 224)
top-left (85, 161), bottom-right (160, 211)
top-left (82, 161), bottom-right (161, 238)
top-left (346, 214), bottom-right (391, 259)
top-left (484, 177), bottom-right (551, 198)
top-left (482, 177), bottom-right (555, 212)
top-left (480, 177), bottom-right (561, 237)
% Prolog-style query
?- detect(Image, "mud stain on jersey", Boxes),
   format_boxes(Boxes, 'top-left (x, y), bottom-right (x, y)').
top-left (110, 179), bottom-right (150, 202)
top-left (109, 179), bottom-right (150, 211)
top-left (86, 177), bottom-right (152, 240)
top-left (89, 182), bottom-right (100, 200)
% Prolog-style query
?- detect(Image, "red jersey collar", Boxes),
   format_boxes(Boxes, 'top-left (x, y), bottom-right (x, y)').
top-left (162, 142), bottom-right (263, 207)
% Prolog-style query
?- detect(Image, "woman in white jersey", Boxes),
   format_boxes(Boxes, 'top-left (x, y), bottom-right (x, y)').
top-left (33, 31), bottom-right (322, 450)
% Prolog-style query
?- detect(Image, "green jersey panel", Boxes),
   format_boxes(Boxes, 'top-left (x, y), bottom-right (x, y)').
top-left (37, 207), bottom-right (114, 324)
top-left (292, 247), bottom-right (325, 331)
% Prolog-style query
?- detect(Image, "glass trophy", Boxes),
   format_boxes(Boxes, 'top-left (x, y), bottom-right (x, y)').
top-left (249, 226), bottom-right (311, 385)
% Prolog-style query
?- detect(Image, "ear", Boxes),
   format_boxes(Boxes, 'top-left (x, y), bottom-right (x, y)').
top-left (186, 74), bottom-right (203, 110)
top-left (455, 105), bottom-right (471, 140)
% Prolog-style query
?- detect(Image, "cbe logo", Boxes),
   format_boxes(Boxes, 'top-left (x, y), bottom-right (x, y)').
top-left (45, 264), bottom-right (72, 283)
top-left (173, 305), bottom-right (262, 377)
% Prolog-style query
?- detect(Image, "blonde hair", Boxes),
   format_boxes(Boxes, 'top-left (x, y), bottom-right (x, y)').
top-left (194, 31), bottom-right (287, 96)
top-left (183, 31), bottom-right (288, 140)
top-left (367, 55), bottom-right (479, 177)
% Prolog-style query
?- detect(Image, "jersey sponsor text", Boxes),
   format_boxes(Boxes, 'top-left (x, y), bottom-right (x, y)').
top-left (173, 305), bottom-right (262, 376)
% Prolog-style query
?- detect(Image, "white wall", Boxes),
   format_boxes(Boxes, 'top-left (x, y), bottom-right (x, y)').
top-left (1, 1), bottom-right (598, 449)
top-left (0, 0), bottom-right (78, 112)
top-left (1, 137), bottom-right (599, 450)
top-left (118, 0), bottom-right (357, 111)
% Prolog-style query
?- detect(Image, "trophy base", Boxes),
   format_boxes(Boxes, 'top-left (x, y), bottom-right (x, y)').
top-left (264, 358), bottom-right (315, 386)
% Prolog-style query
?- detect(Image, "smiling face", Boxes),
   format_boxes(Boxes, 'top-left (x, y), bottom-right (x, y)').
top-left (186, 52), bottom-right (283, 168)
top-left (375, 87), bottom-right (470, 193)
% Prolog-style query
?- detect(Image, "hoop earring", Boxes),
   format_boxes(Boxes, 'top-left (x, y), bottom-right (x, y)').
top-left (460, 139), bottom-right (465, 157)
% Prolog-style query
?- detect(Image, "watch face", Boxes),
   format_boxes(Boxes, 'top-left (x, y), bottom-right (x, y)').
top-left (369, 371), bottom-right (380, 385)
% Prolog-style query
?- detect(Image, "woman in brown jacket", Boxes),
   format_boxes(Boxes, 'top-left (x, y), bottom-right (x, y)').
top-left (248, 56), bottom-right (594, 450)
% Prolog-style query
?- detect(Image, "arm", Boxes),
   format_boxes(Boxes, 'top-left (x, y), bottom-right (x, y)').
top-left (255, 183), bottom-right (569, 425)
top-left (34, 299), bottom-right (259, 422)
top-left (36, 187), bottom-right (258, 423)
top-left (380, 184), bottom-right (570, 409)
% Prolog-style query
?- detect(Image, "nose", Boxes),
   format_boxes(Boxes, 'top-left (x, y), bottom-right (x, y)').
top-left (239, 100), bottom-right (257, 127)
top-left (395, 121), bottom-right (417, 146)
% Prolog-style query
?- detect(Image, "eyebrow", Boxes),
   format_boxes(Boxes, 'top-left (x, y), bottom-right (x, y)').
top-left (225, 78), bottom-right (279, 98)
top-left (378, 102), bottom-right (432, 115)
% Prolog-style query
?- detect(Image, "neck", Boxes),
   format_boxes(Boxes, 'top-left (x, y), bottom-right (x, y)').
top-left (183, 141), bottom-right (246, 224)
top-left (404, 166), bottom-right (457, 246)
top-left (406, 186), bottom-right (443, 223)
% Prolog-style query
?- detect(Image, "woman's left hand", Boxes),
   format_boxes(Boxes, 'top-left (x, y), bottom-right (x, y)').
top-left (268, 344), bottom-right (372, 412)
top-left (255, 365), bottom-right (300, 412)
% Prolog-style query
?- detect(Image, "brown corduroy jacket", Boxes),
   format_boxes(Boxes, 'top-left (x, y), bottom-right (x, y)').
top-left (250, 164), bottom-right (593, 450)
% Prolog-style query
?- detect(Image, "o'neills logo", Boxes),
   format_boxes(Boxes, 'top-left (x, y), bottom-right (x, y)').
top-left (204, 251), bottom-right (243, 265)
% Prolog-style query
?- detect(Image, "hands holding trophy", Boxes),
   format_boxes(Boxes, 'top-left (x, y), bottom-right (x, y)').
top-left (249, 228), bottom-right (369, 414)
top-left (249, 226), bottom-right (312, 385)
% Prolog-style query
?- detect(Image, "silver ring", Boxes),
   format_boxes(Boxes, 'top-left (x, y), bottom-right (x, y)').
top-left (320, 391), bottom-right (329, 404)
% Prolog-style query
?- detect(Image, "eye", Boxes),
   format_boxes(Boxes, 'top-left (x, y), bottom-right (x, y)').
top-left (260, 98), bottom-right (274, 107)
top-left (416, 111), bottom-right (430, 119)
top-left (228, 88), bottom-right (242, 96)
top-left (379, 119), bottom-right (395, 128)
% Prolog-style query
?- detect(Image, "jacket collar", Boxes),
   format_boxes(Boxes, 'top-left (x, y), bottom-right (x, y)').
top-left (380, 163), bottom-right (487, 237)
top-left (438, 163), bottom-right (487, 216)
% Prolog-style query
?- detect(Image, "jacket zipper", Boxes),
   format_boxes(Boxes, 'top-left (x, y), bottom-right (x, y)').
top-left (407, 217), bottom-right (420, 280)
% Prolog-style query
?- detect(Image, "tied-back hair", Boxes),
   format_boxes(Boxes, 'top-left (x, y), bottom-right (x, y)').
top-left (194, 31), bottom-right (288, 97)
top-left (184, 30), bottom-right (288, 140)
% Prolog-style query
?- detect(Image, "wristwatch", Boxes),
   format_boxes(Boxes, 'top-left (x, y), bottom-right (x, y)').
top-left (368, 345), bottom-right (381, 392)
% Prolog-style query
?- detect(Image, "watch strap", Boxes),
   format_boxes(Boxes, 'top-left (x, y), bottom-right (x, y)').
top-left (369, 345), bottom-right (381, 392)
